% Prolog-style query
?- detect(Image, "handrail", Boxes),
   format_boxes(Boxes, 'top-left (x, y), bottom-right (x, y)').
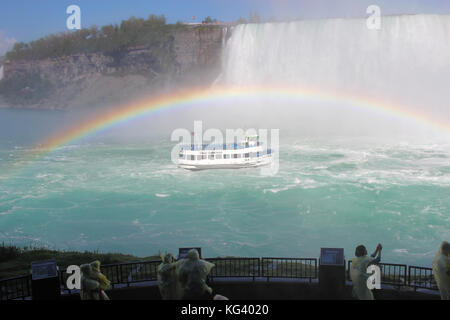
top-left (408, 265), bottom-right (437, 291)
top-left (347, 260), bottom-right (407, 286)
top-left (206, 257), bottom-right (261, 280)
top-left (180, 142), bottom-right (264, 151)
top-left (261, 257), bottom-right (318, 282)
top-left (0, 257), bottom-right (439, 300)
top-left (0, 274), bottom-right (31, 300)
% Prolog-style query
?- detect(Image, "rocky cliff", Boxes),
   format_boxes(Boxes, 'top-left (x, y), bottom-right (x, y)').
top-left (0, 25), bottom-right (229, 109)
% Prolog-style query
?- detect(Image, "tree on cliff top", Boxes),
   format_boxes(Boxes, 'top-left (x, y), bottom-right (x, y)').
top-left (4, 14), bottom-right (173, 61)
top-left (249, 10), bottom-right (261, 23)
top-left (202, 16), bottom-right (217, 24)
top-left (236, 17), bottom-right (247, 25)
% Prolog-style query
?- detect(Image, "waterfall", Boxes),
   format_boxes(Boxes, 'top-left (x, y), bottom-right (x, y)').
top-left (221, 15), bottom-right (450, 119)
top-left (0, 65), bottom-right (3, 81)
top-left (211, 26), bottom-right (232, 87)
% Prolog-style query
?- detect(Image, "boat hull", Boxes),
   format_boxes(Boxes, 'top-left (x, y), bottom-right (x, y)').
top-left (178, 157), bottom-right (273, 171)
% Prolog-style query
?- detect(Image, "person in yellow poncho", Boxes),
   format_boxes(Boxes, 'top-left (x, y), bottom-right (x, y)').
top-left (432, 241), bottom-right (450, 300)
top-left (80, 260), bottom-right (111, 300)
top-left (177, 249), bottom-right (215, 300)
top-left (157, 253), bottom-right (182, 300)
top-left (350, 243), bottom-right (382, 300)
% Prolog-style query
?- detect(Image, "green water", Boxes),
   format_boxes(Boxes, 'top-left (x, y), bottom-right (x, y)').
top-left (1, 111), bottom-right (449, 267)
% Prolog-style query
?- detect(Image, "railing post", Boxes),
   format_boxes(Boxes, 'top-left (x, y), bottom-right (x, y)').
top-left (408, 266), bottom-right (411, 289)
top-left (403, 265), bottom-right (407, 286)
top-left (119, 264), bottom-right (123, 286)
top-left (115, 264), bottom-right (119, 288)
top-left (315, 259), bottom-right (318, 280)
top-left (26, 275), bottom-right (31, 298)
top-left (256, 258), bottom-right (259, 280)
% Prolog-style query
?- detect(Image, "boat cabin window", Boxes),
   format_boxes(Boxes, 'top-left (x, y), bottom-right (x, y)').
top-left (224, 154), bottom-right (230, 159)
top-left (245, 153), bottom-right (249, 158)
top-left (208, 154), bottom-right (214, 160)
top-left (197, 155), bottom-right (202, 160)
top-left (190, 155), bottom-right (195, 161)
top-left (215, 154), bottom-right (222, 160)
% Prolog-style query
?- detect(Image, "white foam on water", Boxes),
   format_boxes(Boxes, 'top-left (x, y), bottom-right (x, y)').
top-left (155, 193), bottom-right (170, 198)
top-left (0, 206), bottom-right (20, 215)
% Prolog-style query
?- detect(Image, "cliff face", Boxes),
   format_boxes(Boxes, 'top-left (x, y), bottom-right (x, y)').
top-left (0, 25), bottom-right (228, 109)
top-left (173, 26), bottom-right (225, 74)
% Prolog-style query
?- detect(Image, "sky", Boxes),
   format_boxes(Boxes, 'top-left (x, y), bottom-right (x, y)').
top-left (0, 0), bottom-right (450, 55)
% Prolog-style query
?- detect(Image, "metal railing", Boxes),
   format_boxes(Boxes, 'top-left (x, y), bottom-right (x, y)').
top-left (59, 268), bottom-right (73, 294)
top-left (0, 257), bottom-right (440, 300)
top-left (379, 263), bottom-right (408, 286)
top-left (206, 258), bottom-right (261, 280)
top-left (59, 260), bottom-right (160, 294)
top-left (347, 261), bottom-right (407, 287)
top-left (100, 260), bottom-right (160, 287)
top-left (408, 266), bottom-right (437, 291)
top-left (261, 258), bottom-right (317, 282)
top-left (0, 274), bottom-right (31, 300)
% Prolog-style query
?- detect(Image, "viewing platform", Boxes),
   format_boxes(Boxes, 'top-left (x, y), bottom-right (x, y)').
top-left (0, 256), bottom-right (440, 300)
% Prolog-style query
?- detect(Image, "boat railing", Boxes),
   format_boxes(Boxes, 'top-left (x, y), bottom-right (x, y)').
top-left (180, 142), bottom-right (264, 151)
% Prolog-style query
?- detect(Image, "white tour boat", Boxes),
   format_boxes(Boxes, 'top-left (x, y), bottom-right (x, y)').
top-left (177, 135), bottom-right (273, 170)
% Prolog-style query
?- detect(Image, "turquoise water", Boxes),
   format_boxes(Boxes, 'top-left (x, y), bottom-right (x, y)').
top-left (0, 109), bottom-right (449, 266)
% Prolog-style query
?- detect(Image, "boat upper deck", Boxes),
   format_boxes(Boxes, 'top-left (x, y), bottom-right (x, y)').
top-left (180, 142), bottom-right (263, 152)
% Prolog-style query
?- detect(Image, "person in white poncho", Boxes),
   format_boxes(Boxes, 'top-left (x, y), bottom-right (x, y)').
top-left (157, 253), bottom-right (182, 300)
top-left (432, 241), bottom-right (450, 300)
top-left (177, 249), bottom-right (215, 300)
top-left (79, 261), bottom-right (111, 300)
top-left (350, 243), bottom-right (382, 300)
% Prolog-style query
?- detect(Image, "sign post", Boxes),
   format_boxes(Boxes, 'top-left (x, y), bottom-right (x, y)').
top-left (31, 259), bottom-right (61, 300)
top-left (319, 248), bottom-right (346, 299)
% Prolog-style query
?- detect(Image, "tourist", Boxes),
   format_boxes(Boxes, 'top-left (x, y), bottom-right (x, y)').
top-left (157, 253), bottom-right (182, 300)
top-left (350, 243), bottom-right (382, 300)
top-left (79, 261), bottom-right (111, 300)
top-left (177, 249), bottom-right (215, 299)
top-left (432, 241), bottom-right (450, 300)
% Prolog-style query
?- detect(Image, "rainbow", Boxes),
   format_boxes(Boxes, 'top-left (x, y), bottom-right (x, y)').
top-left (27, 85), bottom-right (450, 160)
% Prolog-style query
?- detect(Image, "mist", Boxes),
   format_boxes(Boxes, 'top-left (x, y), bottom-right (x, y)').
top-left (2, 14), bottom-right (450, 148)
top-left (88, 14), bottom-right (450, 146)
